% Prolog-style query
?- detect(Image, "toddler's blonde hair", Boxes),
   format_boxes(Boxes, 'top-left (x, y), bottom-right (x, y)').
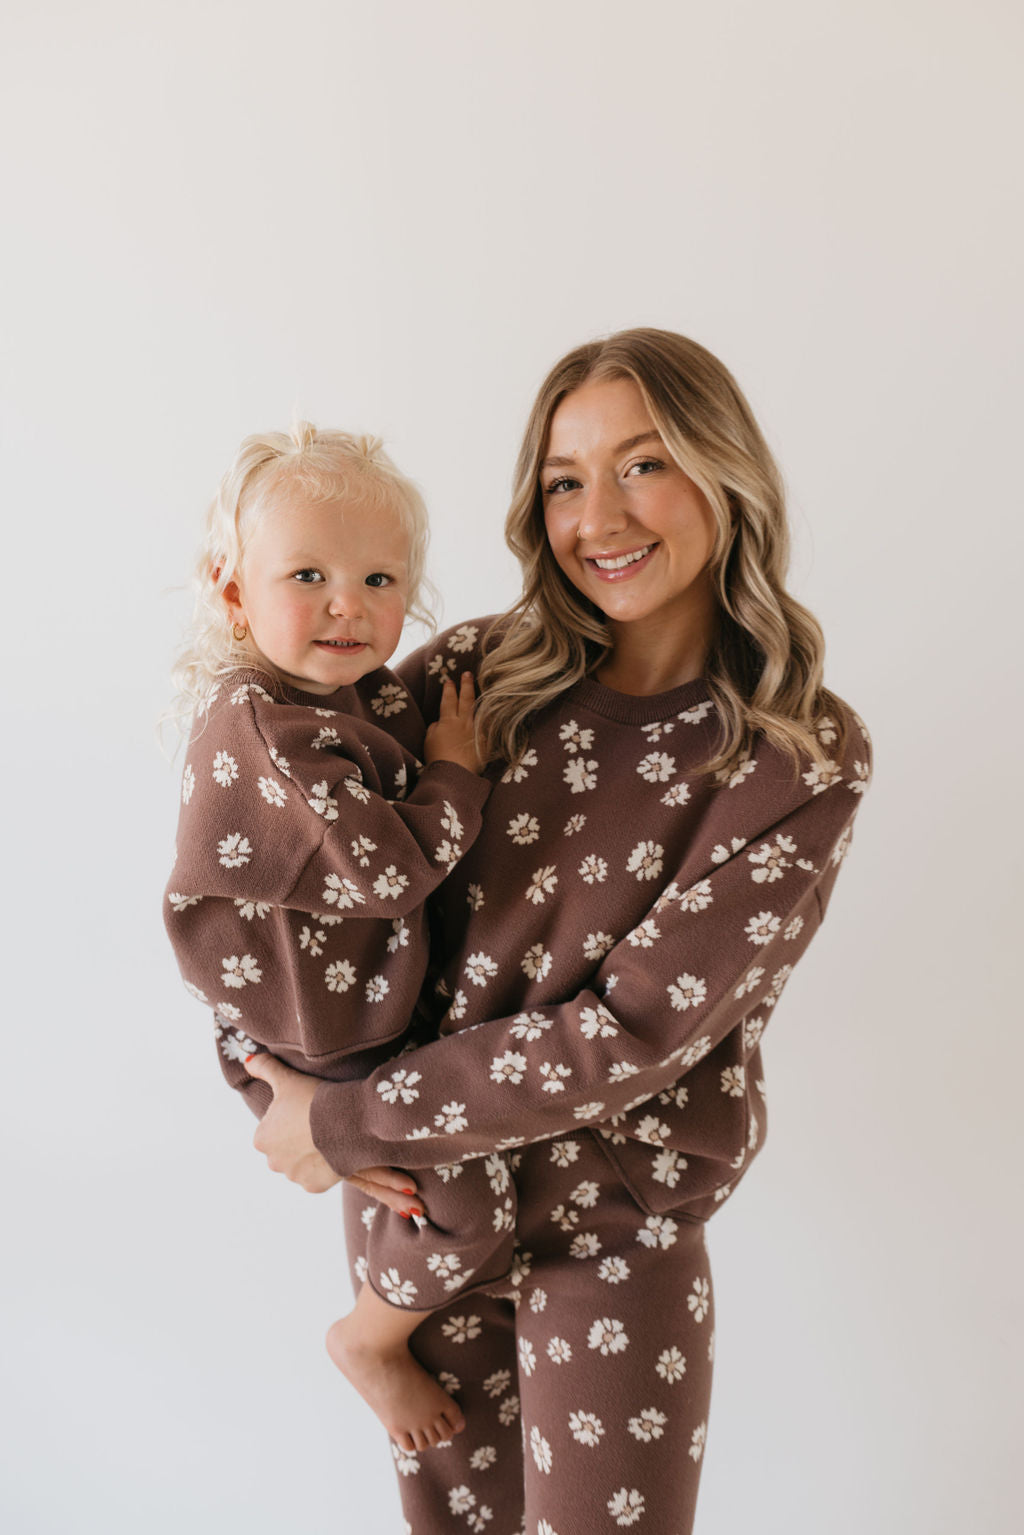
top-left (171, 422), bottom-right (436, 721)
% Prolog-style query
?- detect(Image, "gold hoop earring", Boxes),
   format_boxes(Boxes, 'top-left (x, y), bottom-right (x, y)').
top-left (232, 623), bottom-right (248, 642)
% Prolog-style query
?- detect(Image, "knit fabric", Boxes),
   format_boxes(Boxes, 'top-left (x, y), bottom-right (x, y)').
top-left (310, 619), bottom-right (872, 1223)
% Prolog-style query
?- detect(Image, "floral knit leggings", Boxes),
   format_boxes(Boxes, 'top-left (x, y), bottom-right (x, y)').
top-left (344, 1132), bottom-right (715, 1535)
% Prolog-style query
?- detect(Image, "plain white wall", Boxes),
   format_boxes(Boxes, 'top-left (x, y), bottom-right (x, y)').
top-left (2, 2), bottom-right (1020, 1530)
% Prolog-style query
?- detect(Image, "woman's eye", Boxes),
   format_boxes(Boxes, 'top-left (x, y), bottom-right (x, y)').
top-left (545, 475), bottom-right (581, 495)
top-left (365, 572), bottom-right (392, 588)
top-left (292, 568), bottom-right (323, 584)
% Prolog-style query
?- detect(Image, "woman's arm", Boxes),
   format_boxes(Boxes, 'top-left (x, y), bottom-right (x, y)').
top-left (303, 761), bottom-right (867, 1176)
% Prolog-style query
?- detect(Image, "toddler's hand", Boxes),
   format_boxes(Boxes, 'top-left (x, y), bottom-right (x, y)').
top-left (424, 672), bottom-right (482, 774)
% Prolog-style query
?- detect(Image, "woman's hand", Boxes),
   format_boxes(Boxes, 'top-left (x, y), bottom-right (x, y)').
top-left (243, 1054), bottom-right (424, 1215)
top-left (244, 1053), bottom-right (341, 1193)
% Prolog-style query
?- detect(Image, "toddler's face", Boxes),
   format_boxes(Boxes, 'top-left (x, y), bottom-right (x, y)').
top-left (227, 491), bottom-right (410, 695)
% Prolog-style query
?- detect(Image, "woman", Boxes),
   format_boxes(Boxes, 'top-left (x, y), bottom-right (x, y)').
top-left (245, 328), bottom-right (871, 1532)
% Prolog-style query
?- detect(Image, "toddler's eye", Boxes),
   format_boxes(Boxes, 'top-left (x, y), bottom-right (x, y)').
top-left (629, 458), bottom-right (663, 476)
top-left (365, 572), bottom-right (393, 588)
top-left (292, 568), bottom-right (323, 584)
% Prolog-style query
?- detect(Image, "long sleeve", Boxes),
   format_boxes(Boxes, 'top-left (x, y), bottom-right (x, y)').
top-left (310, 738), bottom-right (868, 1176)
top-left (171, 677), bottom-right (490, 919)
top-left (164, 667), bottom-right (492, 1084)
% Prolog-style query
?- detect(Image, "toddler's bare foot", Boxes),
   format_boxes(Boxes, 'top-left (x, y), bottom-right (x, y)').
top-left (326, 1313), bottom-right (466, 1453)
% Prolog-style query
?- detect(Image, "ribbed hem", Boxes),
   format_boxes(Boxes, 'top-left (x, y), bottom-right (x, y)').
top-left (568, 675), bottom-right (712, 726)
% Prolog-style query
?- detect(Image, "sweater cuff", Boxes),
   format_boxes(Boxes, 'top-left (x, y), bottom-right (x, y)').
top-left (311, 1077), bottom-right (380, 1177)
top-left (412, 758), bottom-right (492, 810)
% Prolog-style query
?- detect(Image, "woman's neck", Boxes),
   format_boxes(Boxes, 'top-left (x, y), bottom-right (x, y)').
top-left (595, 609), bottom-right (715, 697)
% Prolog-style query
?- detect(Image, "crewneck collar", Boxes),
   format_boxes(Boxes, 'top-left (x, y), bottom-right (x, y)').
top-left (569, 674), bottom-right (713, 726)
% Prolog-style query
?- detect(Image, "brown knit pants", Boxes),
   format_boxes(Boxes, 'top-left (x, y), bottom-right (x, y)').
top-left (344, 1133), bottom-right (715, 1535)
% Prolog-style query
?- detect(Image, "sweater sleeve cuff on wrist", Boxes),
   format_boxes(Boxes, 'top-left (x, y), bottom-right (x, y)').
top-left (311, 1077), bottom-right (377, 1177)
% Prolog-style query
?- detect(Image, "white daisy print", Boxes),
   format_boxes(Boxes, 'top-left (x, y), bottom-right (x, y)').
top-left (441, 1315), bottom-right (481, 1343)
top-left (525, 866), bottom-right (558, 904)
top-left (550, 1140), bottom-right (581, 1167)
top-left (748, 834), bottom-right (796, 883)
top-left (372, 865), bottom-right (409, 901)
top-left (509, 1011), bottom-right (552, 1041)
top-left (628, 1407), bottom-right (667, 1442)
top-left (784, 914), bottom-right (804, 940)
top-left (465, 951), bottom-right (499, 986)
top-left (559, 719), bottom-right (595, 752)
top-left (587, 1317), bottom-right (628, 1355)
top-left (321, 873), bottom-right (365, 910)
top-left (234, 897), bottom-right (270, 921)
top-left (434, 1102), bottom-right (468, 1133)
top-left (211, 751), bottom-right (238, 788)
top-left (626, 918), bottom-right (661, 948)
top-left (661, 781), bottom-right (692, 808)
top-left (569, 1411), bottom-right (605, 1447)
top-left (469, 1446), bottom-right (496, 1472)
top-left (521, 944), bottom-right (552, 980)
top-left (529, 1426), bottom-right (552, 1474)
top-left (257, 775), bottom-right (287, 807)
top-left (626, 840), bottom-right (664, 881)
top-left (376, 1068), bottom-right (422, 1105)
top-left (546, 1337), bottom-right (572, 1364)
top-left (711, 836), bottom-right (747, 864)
top-left (745, 911), bottom-right (781, 946)
top-left (519, 1338), bottom-right (537, 1377)
top-left (716, 754), bottom-right (756, 788)
top-left (482, 1370), bottom-right (510, 1398)
top-left (540, 1061), bottom-right (572, 1093)
top-left (582, 931), bottom-right (615, 962)
top-left (678, 879), bottom-right (713, 912)
top-left (579, 1004), bottom-right (618, 1039)
top-left (608, 1488), bottom-right (645, 1526)
top-left (370, 682), bottom-right (407, 716)
top-left (656, 1346), bottom-right (687, 1382)
top-left (507, 812), bottom-right (540, 845)
top-left (466, 883), bottom-right (485, 910)
top-left (497, 1394), bottom-right (520, 1425)
top-left (217, 833), bottom-right (252, 868)
top-left (689, 1421), bottom-right (707, 1461)
top-left (307, 781), bottom-right (339, 820)
top-left (570, 1232), bottom-right (601, 1260)
top-left (688, 1277), bottom-right (711, 1322)
top-left (597, 1256), bottom-right (630, 1284)
top-left (501, 748), bottom-right (538, 784)
top-left (850, 758), bottom-right (871, 793)
top-left (578, 854), bottom-right (608, 885)
top-left (325, 958), bottom-right (356, 993)
top-left (637, 751), bottom-right (676, 782)
top-left (220, 953), bottom-right (261, 989)
top-left (667, 973), bottom-right (708, 1011)
top-left (563, 813), bottom-right (587, 835)
top-left (490, 1050), bottom-right (527, 1085)
top-left (563, 757), bottom-right (598, 794)
top-left (720, 1064), bottom-right (746, 1097)
top-left (448, 623), bottom-right (479, 653)
top-left (379, 1268), bottom-right (418, 1306)
top-left (365, 975), bottom-right (389, 1003)
top-left (386, 918), bottom-right (409, 953)
top-left (803, 758), bottom-right (842, 793)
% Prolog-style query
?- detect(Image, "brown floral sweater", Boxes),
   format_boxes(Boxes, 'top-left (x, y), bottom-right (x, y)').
top-left (309, 620), bottom-right (871, 1222)
top-left (164, 666), bottom-right (491, 1116)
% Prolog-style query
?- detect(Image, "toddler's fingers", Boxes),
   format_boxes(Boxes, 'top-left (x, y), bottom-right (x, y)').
top-left (457, 670), bottom-right (476, 715)
top-left (437, 674), bottom-right (458, 718)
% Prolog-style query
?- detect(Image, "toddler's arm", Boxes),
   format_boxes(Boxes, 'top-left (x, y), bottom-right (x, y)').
top-left (423, 672), bottom-right (482, 775)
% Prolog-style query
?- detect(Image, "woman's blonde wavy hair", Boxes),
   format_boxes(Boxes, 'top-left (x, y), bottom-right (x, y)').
top-left (476, 328), bottom-right (841, 776)
top-left (170, 422), bottom-right (436, 725)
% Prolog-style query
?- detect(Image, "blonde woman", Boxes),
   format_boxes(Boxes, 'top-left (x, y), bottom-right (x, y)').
top-left (245, 329), bottom-right (872, 1532)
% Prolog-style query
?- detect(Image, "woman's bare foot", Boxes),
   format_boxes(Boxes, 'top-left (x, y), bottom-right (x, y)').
top-left (326, 1313), bottom-right (466, 1453)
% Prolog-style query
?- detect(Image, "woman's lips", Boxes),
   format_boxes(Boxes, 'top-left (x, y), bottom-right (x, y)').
top-left (584, 543), bottom-right (657, 581)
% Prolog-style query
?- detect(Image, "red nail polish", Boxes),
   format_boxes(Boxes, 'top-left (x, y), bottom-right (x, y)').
top-left (401, 1187), bottom-right (416, 1196)
top-left (245, 1053), bottom-right (256, 1063)
top-left (399, 1210), bottom-right (411, 1219)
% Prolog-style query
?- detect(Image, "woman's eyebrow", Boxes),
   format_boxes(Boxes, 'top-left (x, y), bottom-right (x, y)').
top-left (541, 431), bottom-right (662, 469)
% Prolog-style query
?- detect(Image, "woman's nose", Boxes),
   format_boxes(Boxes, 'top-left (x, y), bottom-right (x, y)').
top-left (576, 480), bottom-right (629, 544)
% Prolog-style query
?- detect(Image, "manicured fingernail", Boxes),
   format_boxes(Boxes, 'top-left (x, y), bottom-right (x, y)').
top-left (401, 1187), bottom-right (416, 1196)
top-left (245, 1053), bottom-right (256, 1063)
top-left (399, 1210), bottom-right (411, 1219)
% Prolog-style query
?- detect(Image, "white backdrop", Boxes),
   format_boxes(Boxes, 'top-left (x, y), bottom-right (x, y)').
top-left (2, 3), bottom-right (1020, 1531)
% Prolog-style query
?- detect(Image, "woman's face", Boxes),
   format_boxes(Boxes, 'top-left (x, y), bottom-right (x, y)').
top-left (541, 376), bottom-right (718, 640)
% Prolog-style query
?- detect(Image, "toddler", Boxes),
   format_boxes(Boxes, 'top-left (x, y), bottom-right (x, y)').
top-left (164, 424), bottom-right (516, 1452)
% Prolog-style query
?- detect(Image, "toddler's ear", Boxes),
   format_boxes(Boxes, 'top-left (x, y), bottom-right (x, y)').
top-left (218, 572), bottom-right (245, 622)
